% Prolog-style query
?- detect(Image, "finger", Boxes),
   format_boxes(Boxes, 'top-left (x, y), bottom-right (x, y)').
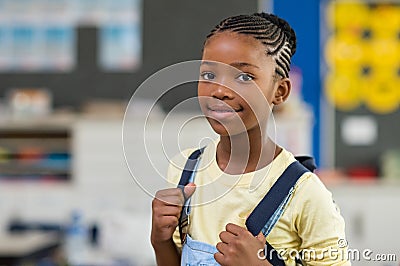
top-left (215, 241), bottom-right (229, 254)
top-left (157, 195), bottom-right (185, 206)
top-left (153, 188), bottom-right (185, 206)
top-left (155, 188), bottom-right (185, 199)
top-left (214, 252), bottom-right (226, 265)
top-left (256, 231), bottom-right (265, 243)
top-left (219, 230), bottom-right (235, 244)
top-left (183, 182), bottom-right (196, 199)
top-left (225, 223), bottom-right (245, 236)
top-left (154, 205), bottom-right (181, 217)
top-left (158, 215), bottom-right (179, 228)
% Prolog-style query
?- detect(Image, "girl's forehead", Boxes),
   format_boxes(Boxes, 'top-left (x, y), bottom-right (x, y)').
top-left (202, 32), bottom-right (275, 67)
top-left (205, 30), bottom-right (260, 45)
top-left (204, 31), bottom-right (261, 49)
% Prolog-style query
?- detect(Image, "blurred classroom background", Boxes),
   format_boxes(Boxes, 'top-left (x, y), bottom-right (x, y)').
top-left (0, 0), bottom-right (399, 265)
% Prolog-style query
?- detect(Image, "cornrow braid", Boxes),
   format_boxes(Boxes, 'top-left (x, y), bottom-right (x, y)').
top-left (206, 12), bottom-right (297, 78)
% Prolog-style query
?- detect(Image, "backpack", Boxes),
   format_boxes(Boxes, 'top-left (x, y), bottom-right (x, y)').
top-left (178, 147), bottom-right (316, 265)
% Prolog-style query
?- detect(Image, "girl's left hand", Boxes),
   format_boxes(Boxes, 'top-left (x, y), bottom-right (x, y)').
top-left (214, 223), bottom-right (272, 266)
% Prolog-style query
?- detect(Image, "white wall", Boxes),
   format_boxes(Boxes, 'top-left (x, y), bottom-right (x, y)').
top-left (0, 113), bottom-right (397, 265)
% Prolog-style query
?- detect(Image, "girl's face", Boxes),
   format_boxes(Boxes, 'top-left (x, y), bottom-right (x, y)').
top-left (198, 32), bottom-right (290, 136)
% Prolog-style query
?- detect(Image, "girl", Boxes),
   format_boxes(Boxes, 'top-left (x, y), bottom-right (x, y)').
top-left (151, 12), bottom-right (350, 266)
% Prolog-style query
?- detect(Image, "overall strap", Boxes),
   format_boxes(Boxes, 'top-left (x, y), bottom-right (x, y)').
top-left (246, 160), bottom-right (310, 266)
top-left (177, 149), bottom-right (315, 264)
top-left (178, 148), bottom-right (205, 244)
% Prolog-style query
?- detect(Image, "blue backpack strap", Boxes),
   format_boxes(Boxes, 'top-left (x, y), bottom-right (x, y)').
top-left (295, 155), bottom-right (316, 172)
top-left (177, 148), bottom-right (205, 244)
top-left (177, 149), bottom-right (315, 264)
top-left (246, 161), bottom-right (309, 235)
top-left (178, 148), bottom-right (205, 190)
top-left (246, 160), bottom-right (311, 265)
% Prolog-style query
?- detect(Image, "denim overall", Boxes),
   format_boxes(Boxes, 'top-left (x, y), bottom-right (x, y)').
top-left (178, 149), bottom-right (315, 266)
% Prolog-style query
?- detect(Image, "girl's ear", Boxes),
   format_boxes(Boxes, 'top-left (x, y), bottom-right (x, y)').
top-left (273, 78), bottom-right (291, 105)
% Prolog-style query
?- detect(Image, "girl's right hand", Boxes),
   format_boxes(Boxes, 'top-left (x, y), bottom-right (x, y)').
top-left (151, 183), bottom-right (196, 247)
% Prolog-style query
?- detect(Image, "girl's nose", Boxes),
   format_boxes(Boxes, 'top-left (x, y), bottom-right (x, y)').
top-left (210, 83), bottom-right (234, 100)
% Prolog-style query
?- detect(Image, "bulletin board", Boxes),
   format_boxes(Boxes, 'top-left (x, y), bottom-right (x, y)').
top-left (0, 0), bottom-right (258, 109)
top-left (0, 0), bottom-right (142, 72)
top-left (321, 0), bottom-right (400, 176)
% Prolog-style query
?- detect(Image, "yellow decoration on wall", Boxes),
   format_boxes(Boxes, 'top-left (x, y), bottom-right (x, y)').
top-left (370, 5), bottom-right (400, 39)
top-left (326, 1), bottom-right (370, 31)
top-left (363, 71), bottom-right (399, 114)
top-left (324, 1), bottom-right (400, 114)
top-left (325, 70), bottom-right (361, 111)
top-left (370, 38), bottom-right (400, 67)
top-left (325, 34), bottom-right (365, 68)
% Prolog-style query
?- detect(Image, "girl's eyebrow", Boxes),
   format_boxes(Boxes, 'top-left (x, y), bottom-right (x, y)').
top-left (200, 61), bottom-right (218, 66)
top-left (230, 62), bottom-right (260, 69)
top-left (200, 61), bottom-right (260, 69)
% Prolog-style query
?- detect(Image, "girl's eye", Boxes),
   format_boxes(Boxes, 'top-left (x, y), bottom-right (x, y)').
top-left (200, 72), bottom-right (215, 80)
top-left (237, 73), bottom-right (254, 82)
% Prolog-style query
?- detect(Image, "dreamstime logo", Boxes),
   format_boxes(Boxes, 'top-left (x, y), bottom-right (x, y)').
top-left (257, 239), bottom-right (398, 263)
top-left (122, 60), bottom-right (279, 205)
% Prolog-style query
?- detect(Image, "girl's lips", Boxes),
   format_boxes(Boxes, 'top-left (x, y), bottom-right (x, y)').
top-left (206, 104), bottom-right (243, 120)
top-left (207, 103), bottom-right (242, 112)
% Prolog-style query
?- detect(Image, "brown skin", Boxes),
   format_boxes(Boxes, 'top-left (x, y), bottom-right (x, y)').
top-left (151, 31), bottom-right (291, 265)
top-left (199, 32), bottom-right (291, 266)
top-left (215, 223), bottom-right (268, 266)
top-left (199, 32), bottom-right (291, 174)
top-left (151, 183), bottom-right (196, 266)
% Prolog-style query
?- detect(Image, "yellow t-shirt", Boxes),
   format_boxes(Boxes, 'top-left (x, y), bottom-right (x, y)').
top-left (167, 143), bottom-right (351, 265)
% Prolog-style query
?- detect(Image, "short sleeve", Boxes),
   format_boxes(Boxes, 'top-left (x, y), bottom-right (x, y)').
top-left (291, 174), bottom-right (351, 266)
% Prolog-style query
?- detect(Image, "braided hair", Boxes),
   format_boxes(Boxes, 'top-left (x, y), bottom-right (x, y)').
top-left (206, 12), bottom-right (297, 79)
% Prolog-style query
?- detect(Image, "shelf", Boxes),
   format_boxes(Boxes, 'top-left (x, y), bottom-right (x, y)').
top-left (0, 125), bottom-right (71, 182)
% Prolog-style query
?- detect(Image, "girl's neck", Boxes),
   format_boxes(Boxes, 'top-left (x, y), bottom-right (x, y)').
top-left (216, 126), bottom-right (281, 175)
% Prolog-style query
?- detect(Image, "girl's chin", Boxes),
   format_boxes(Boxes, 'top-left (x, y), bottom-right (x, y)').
top-left (206, 118), bottom-right (248, 136)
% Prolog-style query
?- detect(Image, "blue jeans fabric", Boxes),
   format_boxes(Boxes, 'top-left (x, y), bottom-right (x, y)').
top-left (180, 189), bottom-right (295, 265)
top-left (261, 186), bottom-right (295, 237)
top-left (181, 235), bottom-right (219, 266)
